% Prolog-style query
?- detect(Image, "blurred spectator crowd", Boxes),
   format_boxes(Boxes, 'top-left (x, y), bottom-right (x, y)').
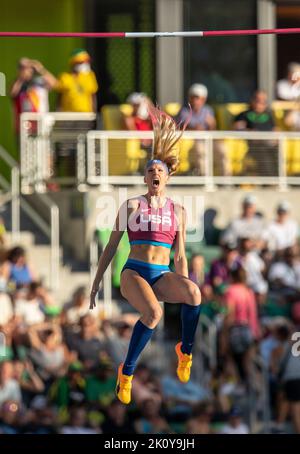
top-left (11, 52), bottom-right (300, 138)
top-left (1, 193), bottom-right (300, 434)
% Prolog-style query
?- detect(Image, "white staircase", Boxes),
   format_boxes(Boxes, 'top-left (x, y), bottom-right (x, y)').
top-left (0, 144), bottom-right (90, 305)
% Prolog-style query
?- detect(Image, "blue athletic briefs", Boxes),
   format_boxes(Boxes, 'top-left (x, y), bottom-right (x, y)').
top-left (121, 258), bottom-right (171, 286)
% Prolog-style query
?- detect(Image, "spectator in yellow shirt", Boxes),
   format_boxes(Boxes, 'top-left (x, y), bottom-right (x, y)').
top-left (56, 49), bottom-right (98, 113)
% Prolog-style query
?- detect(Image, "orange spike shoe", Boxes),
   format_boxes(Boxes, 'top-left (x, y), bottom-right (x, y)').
top-left (116, 363), bottom-right (133, 404)
top-left (175, 342), bottom-right (193, 383)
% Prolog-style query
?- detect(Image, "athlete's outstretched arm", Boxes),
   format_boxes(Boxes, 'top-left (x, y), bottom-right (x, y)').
top-left (173, 205), bottom-right (188, 278)
top-left (89, 202), bottom-right (127, 309)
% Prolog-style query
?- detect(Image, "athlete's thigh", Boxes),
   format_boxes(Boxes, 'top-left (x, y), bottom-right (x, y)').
top-left (152, 272), bottom-right (193, 303)
top-left (120, 268), bottom-right (160, 313)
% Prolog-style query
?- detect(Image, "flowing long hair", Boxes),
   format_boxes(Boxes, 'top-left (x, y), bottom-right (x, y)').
top-left (148, 105), bottom-right (190, 175)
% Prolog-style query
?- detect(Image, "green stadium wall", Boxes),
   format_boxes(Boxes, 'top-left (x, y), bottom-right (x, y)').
top-left (0, 0), bottom-right (85, 161)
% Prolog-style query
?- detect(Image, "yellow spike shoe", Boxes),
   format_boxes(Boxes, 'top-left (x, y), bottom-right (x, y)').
top-left (175, 342), bottom-right (193, 383)
top-left (116, 363), bottom-right (133, 405)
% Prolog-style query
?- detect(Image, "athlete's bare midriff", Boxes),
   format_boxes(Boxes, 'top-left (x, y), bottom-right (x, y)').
top-left (128, 244), bottom-right (171, 265)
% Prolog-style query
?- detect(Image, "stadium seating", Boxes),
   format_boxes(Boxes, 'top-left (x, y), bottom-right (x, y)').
top-left (213, 103), bottom-right (249, 131)
top-left (271, 101), bottom-right (296, 131)
top-left (271, 101), bottom-right (300, 176)
top-left (101, 104), bottom-right (148, 174)
top-left (284, 138), bottom-right (300, 175)
top-left (100, 101), bottom-right (300, 177)
top-left (163, 102), bottom-right (181, 117)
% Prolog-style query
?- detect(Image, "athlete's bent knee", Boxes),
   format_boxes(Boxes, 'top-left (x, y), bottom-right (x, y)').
top-left (185, 283), bottom-right (201, 306)
top-left (142, 305), bottom-right (163, 328)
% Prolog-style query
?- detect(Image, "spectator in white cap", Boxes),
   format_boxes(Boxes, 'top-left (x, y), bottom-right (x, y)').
top-left (238, 236), bottom-right (268, 300)
top-left (189, 83), bottom-right (208, 98)
top-left (123, 92), bottom-right (153, 132)
top-left (277, 62), bottom-right (300, 101)
top-left (175, 84), bottom-right (229, 176)
top-left (279, 63), bottom-right (300, 131)
top-left (269, 246), bottom-right (300, 294)
top-left (267, 201), bottom-right (299, 252)
top-left (222, 195), bottom-right (268, 250)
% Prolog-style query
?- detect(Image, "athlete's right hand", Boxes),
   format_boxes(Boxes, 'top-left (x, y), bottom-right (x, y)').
top-left (89, 288), bottom-right (98, 310)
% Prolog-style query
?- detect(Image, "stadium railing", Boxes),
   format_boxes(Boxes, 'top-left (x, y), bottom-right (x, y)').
top-left (20, 112), bottom-right (97, 193)
top-left (0, 144), bottom-right (20, 242)
top-left (248, 354), bottom-right (271, 434)
top-left (0, 144), bottom-right (60, 290)
top-left (196, 314), bottom-right (217, 382)
top-left (87, 130), bottom-right (300, 190)
top-left (19, 112), bottom-right (300, 192)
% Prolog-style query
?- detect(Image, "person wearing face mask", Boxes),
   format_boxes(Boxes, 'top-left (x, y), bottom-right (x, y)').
top-left (56, 49), bottom-right (98, 113)
top-left (123, 92), bottom-right (153, 150)
top-left (124, 92), bottom-right (153, 132)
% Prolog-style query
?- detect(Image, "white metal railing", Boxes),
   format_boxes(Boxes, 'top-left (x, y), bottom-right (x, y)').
top-left (16, 195), bottom-right (59, 290)
top-left (198, 314), bottom-right (217, 368)
top-left (0, 145), bottom-right (20, 243)
top-left (48, 196), bottom-right (60, 290)
top-left (89, 233), bottom-right (112, 317)
top-left (0, 144), bottom-right (60, 290)
top-left (248, 354), bottom-right (271, 434)
top-left (20, 118), bottom-right (300, 191)
top-left (20, 112), bottom-right (96, 193)
top-left (87, 130), bottom-right (300, 190)
top-left (192, 314), bottom-right (218, 384)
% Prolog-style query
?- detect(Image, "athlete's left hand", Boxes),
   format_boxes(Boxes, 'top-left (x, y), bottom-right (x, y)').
top-left (89, 289), bottom-right (98, 310)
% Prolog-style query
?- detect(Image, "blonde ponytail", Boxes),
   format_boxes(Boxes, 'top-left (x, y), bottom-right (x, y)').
top-left (148, 105), bottom-right (190, 175)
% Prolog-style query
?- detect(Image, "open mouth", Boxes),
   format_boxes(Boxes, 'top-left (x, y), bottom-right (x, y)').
top-left (152, 178), bottom-right (160, 188)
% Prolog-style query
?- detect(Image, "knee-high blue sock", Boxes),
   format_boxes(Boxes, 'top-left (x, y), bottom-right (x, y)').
top-left (122, 320), bottom-right (154, 376)
top-left (181, 303), bottom-right (201, 355)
